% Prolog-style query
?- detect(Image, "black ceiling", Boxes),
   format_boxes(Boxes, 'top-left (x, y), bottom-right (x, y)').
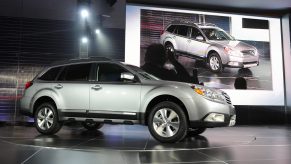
top-left (128, 0), bottom-right (291, 16)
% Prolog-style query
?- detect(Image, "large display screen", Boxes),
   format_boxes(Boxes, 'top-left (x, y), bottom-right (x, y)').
top-left (125, 4), bottom-right (284, 106)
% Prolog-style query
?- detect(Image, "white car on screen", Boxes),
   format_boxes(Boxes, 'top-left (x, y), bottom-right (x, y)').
top-left (160, 21), bottom-right (259, 73)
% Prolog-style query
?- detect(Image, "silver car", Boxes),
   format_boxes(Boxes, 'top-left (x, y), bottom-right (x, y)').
top-left (160, 21), bottom-right (259, 72)
top-left (20, 58), bottom-right (236, 143)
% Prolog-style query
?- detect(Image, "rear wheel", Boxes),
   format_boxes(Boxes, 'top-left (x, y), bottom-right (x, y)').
top-left (148, 101), bottom-right (188, 143)
top-left (34, 102), bottom-right (62, 135)
top-left (208, 52), bottom-right (223, 73)
top-left (82, 122), bottom-right (104, 130)
top-left (165, 43), bottom-right (179, 59)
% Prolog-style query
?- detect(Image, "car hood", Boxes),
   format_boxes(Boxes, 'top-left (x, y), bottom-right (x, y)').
top-left (210, 40), bottom-right (256, 51)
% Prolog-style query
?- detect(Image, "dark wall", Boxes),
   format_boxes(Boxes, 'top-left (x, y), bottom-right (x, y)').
top-left (235, 106), bottom-right (286, 125)
top-left (0, 16), bottom-right (125, 123)
top-left (0, 16), bottom-right (77, 122)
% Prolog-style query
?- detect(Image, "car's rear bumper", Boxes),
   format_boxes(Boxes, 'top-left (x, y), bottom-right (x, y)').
top-left (20, 97), bottom-right (33, 117)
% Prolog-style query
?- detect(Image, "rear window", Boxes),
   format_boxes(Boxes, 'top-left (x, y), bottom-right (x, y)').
top-left (166, 25), bottom-right (176, 33)
top-left (38, 66), bottom-right (62, 81)
top-left (57, 63), bottom-right (92, 81)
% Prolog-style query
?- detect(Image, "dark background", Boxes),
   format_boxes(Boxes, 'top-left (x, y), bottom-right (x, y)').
top-left (0, 0), bottom-right (125, 123)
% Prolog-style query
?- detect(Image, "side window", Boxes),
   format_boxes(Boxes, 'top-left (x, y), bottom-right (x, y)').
top-left (57, 63), bottom-right (92, 81)
top-left (176, 25), bottom-right (188, 37)
top-left (97, 63), bottom-right (131, 82)
top-left (166, 25), bottom-right (176, 33)
top-left (38, 66), bottom-right (62, 81)
top-left (191, 27), bottom-right (203, 39)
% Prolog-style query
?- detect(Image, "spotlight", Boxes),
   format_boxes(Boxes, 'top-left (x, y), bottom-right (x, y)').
top-left (81, 37), bottom-right (88, 43)
top-left (80, 9), bottom-right (89, 18)
top-left (95, 29), bottom-right (100, 34)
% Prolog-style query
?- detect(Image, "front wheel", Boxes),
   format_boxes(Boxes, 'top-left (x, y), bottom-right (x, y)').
top-left (208, 52), bottom-right (223, 73)
top-left (148, 101), bottom-right (188, 143)
top-left (34, 102), bottom-right (62, 135)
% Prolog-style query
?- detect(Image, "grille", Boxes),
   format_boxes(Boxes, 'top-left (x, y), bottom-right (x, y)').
top-left (241, 50), bottom-right (255, 56)
top-left (222, 92), bottom-right (232, 104)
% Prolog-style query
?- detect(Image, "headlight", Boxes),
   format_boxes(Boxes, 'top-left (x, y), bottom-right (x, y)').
top-left (192, 85), bottom-right (225, 103)
top-left (224, 47), bottom-right (243, 57)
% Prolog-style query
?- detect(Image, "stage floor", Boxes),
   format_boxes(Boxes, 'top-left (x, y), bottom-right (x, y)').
top-left (0, 124), bottom-right (291, 164)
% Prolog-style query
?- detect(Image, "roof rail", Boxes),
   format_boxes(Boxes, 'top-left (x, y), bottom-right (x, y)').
top-left (196, 23), bottom-right (217, 27)
top-left (170, 20), bottom-right (217, 27)
top-left (69, 56), bottom-right (111, 61)
top-left (51, 56), bottom-right (113, 66)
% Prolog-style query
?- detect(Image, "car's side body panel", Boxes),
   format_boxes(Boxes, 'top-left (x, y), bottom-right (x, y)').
top-left (20, 60), bottom-right (236, 132)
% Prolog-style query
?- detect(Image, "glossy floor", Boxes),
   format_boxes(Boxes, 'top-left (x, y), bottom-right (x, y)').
top-left (0, 124), bottom-right (291, 164)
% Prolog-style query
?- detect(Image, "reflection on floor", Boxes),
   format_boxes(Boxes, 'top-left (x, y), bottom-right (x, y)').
top-left (0, 124), bottom-right (291, 164)
top-left (177, 56), bottom-right (272, 90)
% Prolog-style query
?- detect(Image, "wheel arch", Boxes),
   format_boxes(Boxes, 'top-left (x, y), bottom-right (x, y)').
top-left (206, 49), bottom-right (219, 60)
top-left (143, 95), bottom-right (189, 126)
top-left (163, 39), bottom-right (177, 50)
top-left (32, 96), bottom-right (57, 117)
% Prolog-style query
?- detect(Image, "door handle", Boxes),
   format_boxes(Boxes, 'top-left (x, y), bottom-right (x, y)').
top-left (54, 84), bottom-right (63, 89)
top-left (91, 85), bottom-right (102, 90)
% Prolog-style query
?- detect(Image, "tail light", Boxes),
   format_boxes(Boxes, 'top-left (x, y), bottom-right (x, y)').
top-left (25, 81), bottom-right (33, 90)
top-left (160, 29), bottom-right (164, 35)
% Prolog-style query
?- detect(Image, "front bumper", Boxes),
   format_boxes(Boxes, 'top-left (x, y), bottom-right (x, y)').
top-left (183, 92), bottom-right (236, 128)
top-left (226, 55), bottom-right (259, 68)
top-left (190, 113), bottom-right (236, 128)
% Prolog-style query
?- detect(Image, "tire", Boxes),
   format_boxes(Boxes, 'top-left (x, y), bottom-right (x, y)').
top-left (82, 122), bottom-right (104, 130)
top-left (208, 52), bottom-right (223, 73)
top-left (165, 43), bottom-right (179, 59)
top-left (148, 101), bottom-right (188, 143)
top-left (34, 102), bottom-right (62, 135)
top-left (187, 128), bottom-right (206, 137)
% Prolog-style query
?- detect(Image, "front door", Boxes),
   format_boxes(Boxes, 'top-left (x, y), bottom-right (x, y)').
top-left (89, 63), bottom-right (141, 120)
top-left (187, 27), bottom-right (209, 58)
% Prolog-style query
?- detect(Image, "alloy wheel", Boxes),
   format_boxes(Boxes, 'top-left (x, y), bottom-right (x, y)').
top-left (153, 108), bottom-right (180, 138)
top-left (210, 56), bottom-right (220, 70)
top-left (37, 107), bottom-right (54, 130)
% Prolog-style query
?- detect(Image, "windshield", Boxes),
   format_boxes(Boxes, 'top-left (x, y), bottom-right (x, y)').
top-left (201, 28), bottom-right (235, 41)
top-left (126, 65), bottom-right (160, 80)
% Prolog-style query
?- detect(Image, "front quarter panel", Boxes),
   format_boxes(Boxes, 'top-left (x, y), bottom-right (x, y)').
top-left (140, 82), bottom-right (199, 121)
top-left (207, 44), bottom-right (229, 64)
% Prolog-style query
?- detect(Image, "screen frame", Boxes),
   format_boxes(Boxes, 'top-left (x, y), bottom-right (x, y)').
top-left (125, 4), bottom-right (284, 106)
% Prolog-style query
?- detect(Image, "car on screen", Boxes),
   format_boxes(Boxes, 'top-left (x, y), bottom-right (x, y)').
top-left (160, 21), bottom-right (259, 73)
top-left (20, 58), bottom-right (236, 143)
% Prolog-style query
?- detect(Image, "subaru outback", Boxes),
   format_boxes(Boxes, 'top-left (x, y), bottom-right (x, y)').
top-left (160, 21), bottom-right (259, 73)
top-left (20, 58), bottom-right (236, 143)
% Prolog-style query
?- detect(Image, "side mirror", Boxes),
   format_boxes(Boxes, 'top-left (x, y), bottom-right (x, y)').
top-left (196, 36), bottom-right (204, 41)
top-left (120, 72), bottom-right (136, 82)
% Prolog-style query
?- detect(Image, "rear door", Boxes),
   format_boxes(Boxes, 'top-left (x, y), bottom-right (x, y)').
top-left (174, 25), bottom-right (190, 53)
top-left (52, 63), bottom-right (92, 115)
